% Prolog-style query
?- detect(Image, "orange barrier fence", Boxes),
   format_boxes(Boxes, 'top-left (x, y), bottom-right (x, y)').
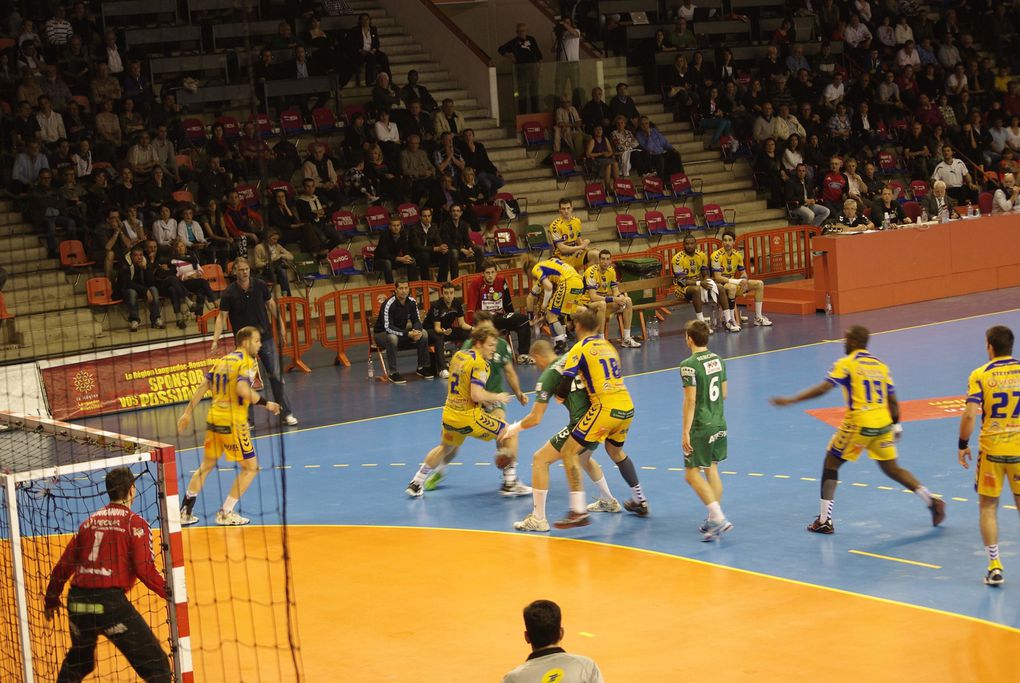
top-left (277, 297), bottom-right (314, 373)
top-left (738, 226), bottom-right (819, 279)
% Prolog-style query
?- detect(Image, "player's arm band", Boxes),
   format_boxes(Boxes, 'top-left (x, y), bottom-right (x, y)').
top-left (604, 295), bottom-right (613, 303)
top-left (256, 396), bottom-right (267, 406)
top-left (958, 438), bottom-right (968, 450)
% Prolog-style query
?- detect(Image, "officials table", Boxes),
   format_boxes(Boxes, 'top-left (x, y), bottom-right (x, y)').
top-left (810, 214), bottom-right (1020, 314)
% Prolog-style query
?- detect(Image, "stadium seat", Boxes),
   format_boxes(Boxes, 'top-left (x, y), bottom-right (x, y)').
top-left (673, 206), bottom-right (698, 232)
top-left (0, 292), bottom-right (13, 320)
top-left (397, 203), bottom-right (420, 229)
top-left (642, 175), bottom-right (668, 208)
top-left (613, 178), bottom-right (641, 209)
top-left (331, 210), bottom-right (361, 246)
top-left (234, 183), bottom-right (260, 211)
top-left (494, 227), bottom-right (526, 257)
top-left (327, 247), bottom-right (363, 283)
top-left (86, 277), bottom-right (123, 307)
top-left (59, 240), bottom-right (95, 269)
top-left (468, 229), bottom-right (493, 258)
top-left (365, 205), bottom-right (391, 233)
top-left (268, 180), bottom-right (295, 200)
top-left (471, 204), bottom-right (503, 231)
top-left (182, 118), bottom-right (207, 147)
top-left (978, 191), bottom-right (994, 216)
top-left (311, 107), bottom-right (338, 134)
top-left (361, 244), bottom-right (378, 278)
top-left (642, 210), bottom-right (677, 242)
top-left (525, 224), bottom-right (552, 255)
top-left (248, 112), bottom-right (274, 138)
top-left (702, 204), bottom-right (735, 234)
top-left (280, 109), bottom-right (305, 137)
top-left (669, 173), bottom-right (703, 204)
top-left (877, 150), bottom-right (902, 175)
top-left (615, 213), bottom-right (649, 249)
top-left (216, 116), bottom-right (240, 141)
top-left (909, 179), bottom-right (928, 199)
top-left (201, 263), bottom-right (228, 292)
top-left (552, 152), bottom-right (579, 189)
top-left (902, 200), bottom-right (922, 223)
top-left (888, 180), bottom-right (906, 203)
top-left (175, 153), bottom-right (194, 170)
top-left (172, 190), bottom-right (194, 205)
top-left (585, 182), bottom-right (615, 219)
top-left (522, 121), bottom-right (551, 150)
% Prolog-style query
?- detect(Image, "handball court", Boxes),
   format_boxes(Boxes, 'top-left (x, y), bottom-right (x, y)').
top-left (77, 288), bottom-right (1020, 682)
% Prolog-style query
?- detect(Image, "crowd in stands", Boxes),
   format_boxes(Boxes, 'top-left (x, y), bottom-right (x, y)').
top-left (0, 1), bottom-right (525, 333)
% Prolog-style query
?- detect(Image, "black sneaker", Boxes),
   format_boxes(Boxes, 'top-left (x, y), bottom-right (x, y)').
top-left (807, 516), bottom-right (834, 534)
top-left (416, 367), bottom-right (435, 380)
top-left (985, 566), bottom-right (1004, 586)
top-left (929, 497), bottom-right (946, 526)
top-left (623, 499), bottom-right (649, 517)
top-left (388, 372), bottom-right (407, 385)
top-left (553, 511), bottom-right (591, 529)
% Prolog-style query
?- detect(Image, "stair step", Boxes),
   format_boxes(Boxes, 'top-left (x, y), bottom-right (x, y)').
top-left (3, 269), bottom-right (68, 291)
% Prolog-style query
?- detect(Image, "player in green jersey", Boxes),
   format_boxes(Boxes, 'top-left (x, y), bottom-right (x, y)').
top-left (425, 311), bottom-right (531, 496)
top-left (680, 320), bottom-right (733, 541)
top-left (512, 340), bottom-right (648, 532)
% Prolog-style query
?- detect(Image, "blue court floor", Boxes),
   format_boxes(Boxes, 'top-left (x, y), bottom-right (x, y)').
top-left (79, 288), bottom-right (1020, 631)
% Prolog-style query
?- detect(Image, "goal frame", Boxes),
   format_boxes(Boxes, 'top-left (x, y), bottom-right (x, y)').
top-left (0, 411), bottom-right (193, 683)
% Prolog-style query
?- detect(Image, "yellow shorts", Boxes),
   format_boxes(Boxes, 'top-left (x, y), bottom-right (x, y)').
top-left (441, 408), bottom-right (506, 448)
top-left (204, 422), bottom-right (255, 462)
top-left (826, 420), bottom-right (896, 461)
top-left (557, 249), bottom-right (586, 272)
top-left (572, 400), bottom-right (634, 447)
top-left (550, 276), bottom-right (585, 316)
top-left (975, 453), bottom-right (1020, 498)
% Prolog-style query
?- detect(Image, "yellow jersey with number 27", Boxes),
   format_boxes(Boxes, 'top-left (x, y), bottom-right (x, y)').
top-left (967, 356), bottom-right (1020, 457)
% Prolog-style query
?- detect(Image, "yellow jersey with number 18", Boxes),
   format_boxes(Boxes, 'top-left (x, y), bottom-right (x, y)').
top-left (206, 350), bottom-right (257, 428)
top-left (561, 335), bottom-right (633, 409)
top-left (966, 356), bottom-right (1020, 457)
top-left (825, 350), bottom-right (895, 429)
top-left (445, 349), bottom-right (490, 414)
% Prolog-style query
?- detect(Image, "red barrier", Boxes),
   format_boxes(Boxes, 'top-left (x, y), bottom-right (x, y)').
top-left (277, 296), bottom-right (313, 373)
top-left (737, 226), bottom-right (819, 279)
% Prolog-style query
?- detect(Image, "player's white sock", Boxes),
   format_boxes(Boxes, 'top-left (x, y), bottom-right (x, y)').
top-left (222, 496), bottom-right (238, 514)
top-left (569, 490), bottom-right (586, 514)
top-left (987, 544), bottom-right (1001, 564)
top-left (913, 485), bottom-right (933, 506)
top-left (631, 483), bottom-right (646, 503)
top-left (551, 321), bottom-right (566, 339)
top-left (755, 302), bottom-right (763, 318)
top-left (532, 489), bottom-right (548, 520)
top-left (819, 498), bottom-right (834, 522)
top-left (503, 463), bottom-right (517, 484)
top-left (707, 501), bottom-right (724, 522)
top-left (722, 309), bottom-right (732, 323)
top-left (696, 311), bottom-right (705, 322)
top-left (593, 476), bottom-right (614, 500)
top-left (411, 464), bottom-right (434, 486)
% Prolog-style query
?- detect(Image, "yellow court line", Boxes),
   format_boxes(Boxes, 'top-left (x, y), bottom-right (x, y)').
top-left (848, 549), bottom-right (942, 570)
top-left (318, 524), bottom-right (1018, 635)
top-left (578, 632), bottom-right (596, 638)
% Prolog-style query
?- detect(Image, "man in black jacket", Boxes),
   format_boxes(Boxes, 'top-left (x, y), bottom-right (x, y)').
top-left (580, 86), bottom-right (611, 135)
top-left (608, 83), bottom-right (641, 129)
top-left (784, 164), bottom-right (831, 227)
top-left (198, 157), bottom-right (231, 205)
top-left (408, 207), bottom-right (455, 282)
top-left (399, 70), bottom-right (438, 112)
top-left (373, 279), bottom-right (432, 384)
top-left (442, 204), bottom-right (483, 279)
top-left (498, 24), bottom-right (543, 114)
top-left (424, 282), bottom-right (473, 378)
top-left (117, 247), bottom-right (162, 331)
top-left (375, 217), bottom-right (420, 284)
top-left (457, 129), bottom-right (503, 194)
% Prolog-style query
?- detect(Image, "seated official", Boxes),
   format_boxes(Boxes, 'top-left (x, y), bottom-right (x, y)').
top-left (833, 199), bottom-right (876, 233)
top-left (870, 186), bottom-right (911, 227)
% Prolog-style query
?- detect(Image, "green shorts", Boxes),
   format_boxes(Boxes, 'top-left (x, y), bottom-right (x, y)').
top-left (550, 424), bottom-right (599, 453)
top-left (684, 426), bottom-right (728, 469)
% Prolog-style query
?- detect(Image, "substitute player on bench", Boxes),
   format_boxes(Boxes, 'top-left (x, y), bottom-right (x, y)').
top-left (44, 467), bottom-right (172, 683)
top-left (672, 234), bottom-right (718, 331)
top-left (958, 325), bottom-right (1020, 586)
top-left (177, 326), bottom-right (281, 526)
top-left (770, 325), bottom-right (946, 533)
top-left (526, 256), bottom-right (586, 354)
top-left (582, 249), bottom-right (641, 348)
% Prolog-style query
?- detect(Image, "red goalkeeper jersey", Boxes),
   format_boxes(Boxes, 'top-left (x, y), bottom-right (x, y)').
top-left (45, 503), bottom-right (167, 607)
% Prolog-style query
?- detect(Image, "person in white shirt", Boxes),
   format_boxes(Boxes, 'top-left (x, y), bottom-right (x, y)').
top-left (677, 0), bottom-right (697, 21)
top-left (894, 15), bottom-right (914, 45)
top-left (152, 205), bottom-right (178, 247)
top-left (502, 600), bottom-right (603, 683)
top-left (1006, 116), bottom-right (1020, 153)
top-left (175, 206), bottom-right (208, 248)
top-left (822, 72), bottom-right (845, 111)
top-left (102, 29), bottom-right (124, 74)
top-left (844, 14), bottom-right (873, 52)
top-left (931, 145), bottom-right (978, 204)
top-left (35, 95), bottom-right (66, 144)
top-left (896, 40), bottom-right (920, 67)
top-left (992, 173), bottom-right (1020, 214)
top-left (853, 0), bottom-right (872, 23)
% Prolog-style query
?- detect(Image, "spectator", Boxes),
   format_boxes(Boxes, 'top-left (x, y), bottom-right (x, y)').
top-left (201, 198), bottom-right (237, 265)
top-left (400, 133), bottom-right (437, 202)
top-left (252, 229), bottom-right (295, 296)
top-left (458, 129), bottom-right (502, 194)
top-left (826, 103), bottom-right (853, 155)
top-left (498, 23), bottom-right (543, 114)
top-left (552, 95), bottom-right (584, 157)
top-left (169, 239), bottom-right (215, 325)
top-left (400, 69), bottom-right (438, 111)
top-left (937, 34), bottom-right (961, 70)
top-left (754, 138), bottom-right (785, 207)
top-left (12, 100), bottom-right (42, 149)
top-left (60, 37), bottom-right (91, 95)
top-left (92, 207), bottom-right (131, 280)
top-left (425, 282), bottom-right (472, 377)
top-left (268, 188), bottom-right (312, 252)
top-left (211, 258), bottom-right (298, 425)
top-left (90, 61), bottom-right (122, 103)
top-left (375, 217), bottom-right (419, 283)
top-left (268, 21), bottom-right (303, 51)
top-left (902, 121), bottom-right (935, 179)
top-left (39, 65), bottom-right (72, 111)
top-left (459, 167), bottom-right (490, 213)
top-left (151, 126), bottom-right (179, 180)
top-left (223, 190), bottom-right (263, 249)
top-left (128, 131), bottom-right (160, 181)
top-left (36, 95), bottom-right (66, 146)
top-left (111, 167), bottom-right (144, 214)
top-left (580, 86), bottom-right (611, 135)
top-left (151, 204), bottom-right (178, 248)
top-left (398, 100), bottom-right (436, 151)
top-left (844, 13), bottom-right (873, 57)
top-left (435, 98), bottom-right (466, 136)
top-left (365, 144), bottom-right (401, 201)
top-left (121, 204), bottom-right (148, 247)
top-left (408, 206), bottom-right (453, 281)
top-left (786, 163), bottom-right (831, 227)
top-left (434, 131), bottom-right (466, 182)
top-left (608, 83), bottom-right (640, 129)
top-left (786, 45), bottom-right (810, 75)
top-left (822, 72), bottom-right (846, 112)
top-left (475, 261), bottom-right (532, 363)
top-left (342, 112), bottom-right (375, 162)
top-left (117, 246), bottom-right (163, 331)
top-left (371, 71), bottom-right (401, 113)
top-left (347, 13), bottom-right (388, 86)
top-left (289, 45), bottom-right (327, 111)
top-left (442, 203), bottom-right (483, 276)
top-left (664, 55), bottom-right (700, 122)
top-left (992, 173), bottom-right (1019, 214)
top-left (584, 124), bottom-right (618, 188)
top-left (552, 17), bottom-right (581, 103)
top-left (49, 139), bottom-right (75, 175)
top-left (759, 45), bottom-right (787, 84)
top-left (635, 116), bottom-right (680, 179)
top-left (502, 600), bottom-right (603, 683)
top-left (344, 153), bottom-right (381, 204)
top-left (819, 156), bottom-right (849, 214)
top-left (239, 122), bottom-right (273, 178)
top-left (668, 17), bottom-right (697, 50)
top-left (198, 156), bottom-right (232, 205)
top-left (18, 43), bottom-right (45, 78)
top-left (897, 40), bottom-right (920, 69)
top-left (931, 145), bottom-right (978, 204)
top-left (206, 123), bottom-right (242, 179)
top-left (121, 61), bottom-right (153, 113)
top-left (17, 19), bottom-right (43, 50)
top-left (609, 114), bottom-right (641, 176)
top-left (302, 143), bottom-right (344, 209)
top-left (144, 239), bottom-right (193, 328)
top-left (294, 178), bottom-right (339, 255)
top-left (93, 98), bottom-right (122, 161)
top-left (58, 167), bottom-right (88, 225)
top-left (698, 87), bottom-right (733, 149)
top-left (253, 48), bottom-right (282, 87)
top-left (176, 206), bottom-right (208, 252)
top-left (752, 101), bottom-right (779, 144)
top-left (12, 139), bottom-right (49, 195)
top-left (97, 29), bottom-right (125, 75)
top-left (30, 168), bottom-right (80, 256)
top-left (372, 279), bottom-right (432, 384)
top-left (781, 133), bottom-right (805, 176)
top-left (373, 108), bottom-right (402, 168)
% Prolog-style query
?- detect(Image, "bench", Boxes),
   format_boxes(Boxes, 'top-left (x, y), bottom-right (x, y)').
top-left (102, 0), bottom-right (177, 27)
top-left (124, 26), bottom-right (203, 56)
top-left (616, 274), bottom-right (760, 339)
top-left (149, 53), bottom-right (231, 87)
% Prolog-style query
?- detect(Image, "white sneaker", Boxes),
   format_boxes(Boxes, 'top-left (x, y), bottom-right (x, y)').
top-left (513, 513), bottom-right (550, 532)
top-left (753, 315), bottom-right (773, 327)
top-left (739, 313), bottom-right (749, 323)
top-left (620, 337), bottom-right (642, 348)
top-left (439, 369), bottom-right (450, 379)
top-left (500, 480), bottom-right (533, 497)
top-left (284, 414), bottom-right (299, 426)
top-left (216, 510), bottom-right (249, 526)
top-left (725, 320), bottom-right (741, 333)
top-left (179, 513), bottom-right (200, 526)
top-left (586, 497), bottom-right (622, 513)
top-left (129, 320), bottom-right (140, 332)
top-left (516, 354), bottom-right (535, 365)
top-left (704, 319), bottom-right (715, 334)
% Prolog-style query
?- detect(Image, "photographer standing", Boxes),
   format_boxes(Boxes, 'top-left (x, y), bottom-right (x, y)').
top-left (553, 17), bottom-right (582, 107)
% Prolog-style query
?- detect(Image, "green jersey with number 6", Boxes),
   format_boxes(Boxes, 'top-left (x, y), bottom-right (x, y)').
top-left (462, 337), bottom-right (512, 392)
top-left (680, 350), bottom-right (727, 430)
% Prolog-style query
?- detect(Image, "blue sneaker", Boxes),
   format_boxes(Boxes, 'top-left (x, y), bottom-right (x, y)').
top-left (701, 517), bottom-right (733, 542)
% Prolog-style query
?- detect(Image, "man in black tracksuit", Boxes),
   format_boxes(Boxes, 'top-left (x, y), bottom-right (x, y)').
top-left (373, 279), bottom-right (432, 384)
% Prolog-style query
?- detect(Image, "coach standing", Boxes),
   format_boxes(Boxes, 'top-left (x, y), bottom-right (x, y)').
top-left (211, 257), bottom-right (299, 425)
top-left (44, 467), bottom-right (172, 683)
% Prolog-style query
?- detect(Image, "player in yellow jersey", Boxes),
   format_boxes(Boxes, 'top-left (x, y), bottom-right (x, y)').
top-left (177, 326), bottom-right (282, 526)
top-left (548, 198), bottom-right (590, 271)
top-left (958, 326), bottom-right (1020, 586)
top-left (671, 234), bottom-right (719, 332)
top-left (526, 256), bottom-right (586, 354)
top-left (770, 325), bottom-right (945, 533)
top-left (404, 325), bottom-right (524, 497)
top-left (582, 249), bottom-right (641, 348)
top-left (550, 308), bottom-right (640, 528)
top-left (710, 228), bottom-right (771, 332)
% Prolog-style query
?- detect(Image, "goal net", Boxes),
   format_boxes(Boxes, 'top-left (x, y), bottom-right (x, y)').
top-left (0, 411), bottom-right (302, 682)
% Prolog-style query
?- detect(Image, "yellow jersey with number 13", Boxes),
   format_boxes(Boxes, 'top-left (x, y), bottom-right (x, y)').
top-left (966, 356), bottom-right (1020, 457)
top-left (561, 335), bottom-right (633, 409)
top-left (825, 350), bottom-right (895, 429)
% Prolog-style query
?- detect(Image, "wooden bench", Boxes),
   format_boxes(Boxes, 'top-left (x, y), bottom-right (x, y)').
top-left (617, 274), bottom-right (758, 339)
